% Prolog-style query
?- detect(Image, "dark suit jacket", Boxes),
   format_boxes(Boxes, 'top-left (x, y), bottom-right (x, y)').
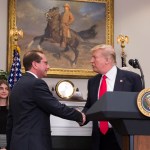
top-left (83, 67), bottom-right (143, 150)
top-left (6, 73), bottom-right (83, 150)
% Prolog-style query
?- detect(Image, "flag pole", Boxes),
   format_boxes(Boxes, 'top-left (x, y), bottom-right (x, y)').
top-left (8, 26), bottom-right (23, 89)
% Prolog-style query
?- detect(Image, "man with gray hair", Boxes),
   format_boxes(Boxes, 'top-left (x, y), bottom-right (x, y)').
top-left (82, 44), bottom-right (143, 150)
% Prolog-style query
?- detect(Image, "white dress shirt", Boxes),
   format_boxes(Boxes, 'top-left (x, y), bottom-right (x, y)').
top-left (98, 65), bottom-right (117, 128)
top-left (26, 71), bottom-right (38, 78)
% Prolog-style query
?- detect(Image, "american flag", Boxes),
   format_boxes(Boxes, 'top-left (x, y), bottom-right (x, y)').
top-left (8, 49), bottom-right (22, 89)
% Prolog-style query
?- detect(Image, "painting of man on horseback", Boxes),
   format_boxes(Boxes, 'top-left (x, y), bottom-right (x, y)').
top-left (17, 0), bottom-right (110, 70)
top-left (28, 5), bottom-right (82, 65)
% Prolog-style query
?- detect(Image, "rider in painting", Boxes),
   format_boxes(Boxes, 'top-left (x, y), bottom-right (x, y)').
top-left (60, 3), bottom-right (75, 48)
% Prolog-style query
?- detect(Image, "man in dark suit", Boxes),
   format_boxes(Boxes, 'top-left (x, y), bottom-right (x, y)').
top-left (6, 50), bottom-right (85, 150)
top-left (82, 44), bottom-right (143, 150)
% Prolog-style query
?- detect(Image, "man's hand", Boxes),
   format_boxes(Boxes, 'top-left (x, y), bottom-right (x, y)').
top-left (76, 108), bottom-right (86, 125)
top-left (81, 112), bottom-right (86, 125)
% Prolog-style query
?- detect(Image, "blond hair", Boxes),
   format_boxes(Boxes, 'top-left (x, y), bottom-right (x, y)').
top-left (91, 44), bottom-right (116, 64)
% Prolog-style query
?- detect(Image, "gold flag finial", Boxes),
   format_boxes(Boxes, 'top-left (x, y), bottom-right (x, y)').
top-left (117, 34), bottom-right (129, 67)
top-left (10, 26), bottom-right (23, 46)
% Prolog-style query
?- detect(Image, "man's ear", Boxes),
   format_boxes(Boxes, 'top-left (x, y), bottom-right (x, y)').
top-left (105, 58), bottom-right (109, 64)
top-left (32, 61), bottom-right (38, 69)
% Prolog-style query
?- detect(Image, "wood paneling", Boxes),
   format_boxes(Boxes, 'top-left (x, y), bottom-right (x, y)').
top-left (134, 136), bottom-right (150, 150)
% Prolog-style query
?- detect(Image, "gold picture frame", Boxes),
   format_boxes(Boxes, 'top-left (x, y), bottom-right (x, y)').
top-left (8, 0), bottom-right (114, 78)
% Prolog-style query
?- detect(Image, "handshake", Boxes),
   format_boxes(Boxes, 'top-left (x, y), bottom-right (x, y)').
top-left (76, 108), bottom-right (86, 126)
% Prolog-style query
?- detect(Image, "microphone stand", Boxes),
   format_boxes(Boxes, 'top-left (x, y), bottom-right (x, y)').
top-left (135, 59), bottom-right (145, 89)
top-left (127, 59), bottom-right (145, 150)
top-left (129, 59), bottom-right (145, 150)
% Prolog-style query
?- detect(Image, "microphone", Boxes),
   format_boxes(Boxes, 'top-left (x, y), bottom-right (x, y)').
top-left (128, 59), bottom-right (145, 89)
top-left (128, 59), bottom-right (139, 69)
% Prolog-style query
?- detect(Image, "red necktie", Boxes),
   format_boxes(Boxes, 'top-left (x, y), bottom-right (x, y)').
top-left (98, 75), bottom-right (108, 135)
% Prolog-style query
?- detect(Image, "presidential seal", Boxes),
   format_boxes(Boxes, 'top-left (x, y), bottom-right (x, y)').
top-left (137, 88), bottom-right (150, 117)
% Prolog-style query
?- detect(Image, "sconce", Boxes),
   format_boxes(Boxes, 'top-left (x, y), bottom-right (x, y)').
top-left (10, 26), bottom-right (23, 45)
top-left (117, 34), bottom-right (129, 67)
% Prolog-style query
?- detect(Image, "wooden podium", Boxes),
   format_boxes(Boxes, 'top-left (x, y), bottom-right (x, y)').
top-left (86, 92), bottom-right (150, 150)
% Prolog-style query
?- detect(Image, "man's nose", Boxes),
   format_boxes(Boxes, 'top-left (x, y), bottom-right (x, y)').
top-left (47, 64), bottom-right (50, 69)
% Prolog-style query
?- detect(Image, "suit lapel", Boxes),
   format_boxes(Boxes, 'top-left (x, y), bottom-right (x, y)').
top-left (92, 74), bottom-right (102, 102)
top-left (114, 68), bottom-right (125, 91)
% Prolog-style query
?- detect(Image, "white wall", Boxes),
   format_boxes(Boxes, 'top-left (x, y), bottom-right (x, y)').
top-left (0, 0), bottom-right (8, 70)
top-left (1, 0), bottom-right (150, 99)
top-left (114, 0), bottom-right (150, 88)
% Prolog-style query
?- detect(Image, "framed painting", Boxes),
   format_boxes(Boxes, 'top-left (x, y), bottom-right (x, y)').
top-left (8, 0), bottom-right (114, 78)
